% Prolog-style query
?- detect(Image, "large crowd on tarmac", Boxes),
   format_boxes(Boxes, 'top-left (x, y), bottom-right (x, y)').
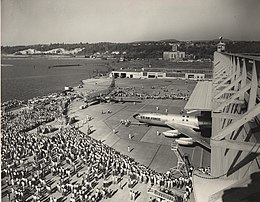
top-left (1, 85), bottom-right (207, 202)
top-left (1, 99), bottom-right (27, 112)
top-left (1, 93), bottom-right (72, 134)
top-left (110, 85), bottom-right (190, 101)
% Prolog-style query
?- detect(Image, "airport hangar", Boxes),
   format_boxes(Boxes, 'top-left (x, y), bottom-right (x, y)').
top-left (185, 51), bottom-right (260, 201)
top-left (111, 50), bottom-right (260, 201)
top-left (109, 68), bottom-right (212, 81)
top-left (109, 50), bottom-right (260, 201)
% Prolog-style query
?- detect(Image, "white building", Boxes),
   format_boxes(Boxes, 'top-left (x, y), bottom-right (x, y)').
top-left (163, 51), bottom-right (185, 60)
top-left (185, 73), bottom-right (205, 80)
top-left (110, 70), bottom-right (205, 80)
top-left (110, 70), bottom-right (143, 79)
top-left (163, 44), bottom-right (185, 61)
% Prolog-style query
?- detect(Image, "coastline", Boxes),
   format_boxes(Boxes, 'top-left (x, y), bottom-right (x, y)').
top-left (1, 57), bottom-right (112, 102)
top-left (1, 54), bottom-right (105, 60)
top-left (1, 75), bottom-right (112, 110)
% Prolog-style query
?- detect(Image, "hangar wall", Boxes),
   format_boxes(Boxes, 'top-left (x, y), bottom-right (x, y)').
top-left (211, 52), bottom-right (260, 180)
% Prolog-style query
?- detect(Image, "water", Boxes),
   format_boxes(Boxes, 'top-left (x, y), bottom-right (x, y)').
top-left (1, 57), bottom-right (110, 102)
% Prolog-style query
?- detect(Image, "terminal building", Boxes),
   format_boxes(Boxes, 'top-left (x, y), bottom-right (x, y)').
top-left (183, 41), bottom-right (260, 202)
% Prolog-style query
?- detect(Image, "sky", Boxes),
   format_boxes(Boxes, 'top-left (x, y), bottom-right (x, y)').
top-left (1, 0), bottom-right (260, 46)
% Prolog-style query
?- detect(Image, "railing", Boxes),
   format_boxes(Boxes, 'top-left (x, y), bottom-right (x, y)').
top-left (147, 186), bottom-right (184, 202)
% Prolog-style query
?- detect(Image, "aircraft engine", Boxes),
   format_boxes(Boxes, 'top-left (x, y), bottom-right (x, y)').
top-left (162, 130), bottom-right (180, 137)
top-left (175, 137), bottom-right (194, 146)
top-left (198, 112), bottom-right (212, 129)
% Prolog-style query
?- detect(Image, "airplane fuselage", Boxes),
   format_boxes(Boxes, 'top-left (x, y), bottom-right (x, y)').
top-left (133, 112), bottom-right (200, 130)
top-left (133, 112), bottom-right (211, 149)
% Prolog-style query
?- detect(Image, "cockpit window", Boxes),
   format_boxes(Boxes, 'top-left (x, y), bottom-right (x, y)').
top-left (133, 113), bottom-right (141, 119)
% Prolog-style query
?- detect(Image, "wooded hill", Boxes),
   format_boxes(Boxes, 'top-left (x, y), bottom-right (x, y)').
top-left (2, 40), bottom-right (260, 60)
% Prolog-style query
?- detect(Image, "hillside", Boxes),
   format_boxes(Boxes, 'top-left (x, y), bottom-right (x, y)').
top-left (2, 40), bottom-right (260, 60)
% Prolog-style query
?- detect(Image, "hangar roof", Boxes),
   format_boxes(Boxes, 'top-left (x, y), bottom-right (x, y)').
top-left (192, 170), bottom-right (237, 202)
top-left (185, 81), bottom-right (212, 111)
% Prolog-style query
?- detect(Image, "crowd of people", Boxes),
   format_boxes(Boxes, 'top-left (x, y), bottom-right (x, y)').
top-left (1, 94), bottom-right (73, 135)
top-left (109, 86), bottom-right (190, 101)
top-left (197, 167), bottom-right (211, 175)
top-left (1, 89), bottom-right (206, 202)
top-left (1, 99), bottom-right (26, 112)
top-left (2, 122), bottom-right (194, 202)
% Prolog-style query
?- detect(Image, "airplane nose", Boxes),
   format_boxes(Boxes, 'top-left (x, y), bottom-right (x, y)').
top-left (133, 113), bottom-right (140, 119)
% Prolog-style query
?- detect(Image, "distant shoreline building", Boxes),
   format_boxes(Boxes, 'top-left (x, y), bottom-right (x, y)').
top-left (163, 44), bottom-right (185, 61)
top-left (109, 68), bottom-right (211, 81)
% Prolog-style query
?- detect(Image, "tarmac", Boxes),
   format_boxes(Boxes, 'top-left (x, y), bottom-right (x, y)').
top-left (1, 77), bottom-right (210, 202)
top-left (66, 77), bottom-right (211, 201)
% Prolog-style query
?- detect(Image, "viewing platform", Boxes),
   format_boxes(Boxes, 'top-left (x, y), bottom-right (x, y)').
top-left (211, 51), bottom-right (260, 179)
top-left (193, 48), bottom-right (260, 202)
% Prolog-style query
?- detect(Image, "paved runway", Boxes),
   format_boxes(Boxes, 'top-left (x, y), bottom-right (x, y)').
top-left (72, 100), bottom-right (211, 173)
top-left (64, 77), bottom-right (211, 201)
top-left (2, 77), bottom-right (209, 202)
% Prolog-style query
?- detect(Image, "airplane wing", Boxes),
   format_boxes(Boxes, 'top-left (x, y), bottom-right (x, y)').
top-left (166, 122), bottom-right (211, 149)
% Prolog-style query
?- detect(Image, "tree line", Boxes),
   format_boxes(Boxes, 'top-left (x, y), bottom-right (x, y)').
top-left (2, 41), bottom-right (260, 59)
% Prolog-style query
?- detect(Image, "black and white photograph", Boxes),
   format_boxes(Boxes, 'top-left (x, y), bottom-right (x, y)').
top-left (1, 0), bottom-right (260, 201)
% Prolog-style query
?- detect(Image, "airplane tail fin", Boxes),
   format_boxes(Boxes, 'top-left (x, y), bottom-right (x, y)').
top-left (110, 76), bottom-right (115, 88)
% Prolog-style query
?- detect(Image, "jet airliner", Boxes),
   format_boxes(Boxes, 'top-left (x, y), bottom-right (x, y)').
top-left (133, 112), bottom-right (211, 149)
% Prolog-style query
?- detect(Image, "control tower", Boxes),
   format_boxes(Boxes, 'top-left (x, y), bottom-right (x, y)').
top-left (217, 36), bottom-right (226, 52)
